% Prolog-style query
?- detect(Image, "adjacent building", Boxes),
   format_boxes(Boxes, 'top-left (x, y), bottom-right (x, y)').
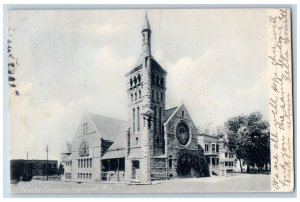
top-left (10, 159), bottom-right (58, 181)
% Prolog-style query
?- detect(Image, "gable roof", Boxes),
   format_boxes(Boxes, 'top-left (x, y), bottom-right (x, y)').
top-left (165, 106), bottom-right (178, 121)
top-left (89, 113), bottom-right (127, 142)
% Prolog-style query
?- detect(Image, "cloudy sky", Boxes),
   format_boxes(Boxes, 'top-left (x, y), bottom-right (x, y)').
top-left (8, 9), bottom-right (269, 161)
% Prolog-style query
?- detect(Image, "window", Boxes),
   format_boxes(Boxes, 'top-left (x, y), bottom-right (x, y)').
top-left (168, 159), bottom-right (173, 168)
top-left (134, 76), bottom-right (137, 85)
top-left (145, 57), bottom-right (149, 67)
top-left (84, 159), bottom-right (86, 168)
top-left (169, 156), bottom-right (172, 168)
top-left (133, 108), bottom-right (135, 133)
top-left (79, 141), bottom-right (90, 157)
top-left (161, 93), bottom-right (164, 102)
top-left (130, 78), bottom-right (133, 87)
top-left (137, 74), bottom-right (141, 83)
top-left (216, 144), bottom-right (219, 153)
top-left (136, 137), bottom-right (138, 145)
top-left (135, 92), bottom-right (137, 101)
top-left (78, 160), bottom-right (80, 168)
top-left (139, 90), bottom-right (141, 99)
top-left (161, 78), bottom-right (164, 87)
top-left (154, 106), bottom-right (157, 134)
top-left (152, 90), bottom-right (155, 99)
top-left (229, 153), bottom-right (234, 158)
top-left (87, 158), bottom-right (89, 168)
top-left (159, 107), bottom-right (162, 134)
top-left (225, 153), bottom-right (228, 158)
top-left (182, 111), bottom-right (184, 118)
top-left (212, 144), bottom-right (216, 153)
top-left (90, 158), bottom-right (92, 168)
top-left (137, 107), bottom-right (140, 131)
top-left (205, 144), bottom-right (209, 152)
top-left (78, 173), bottom-right (79, 178)
top-left (83, 123), bottom-right (87, 135)
top-left (131, 94), bottom-right (133, 102)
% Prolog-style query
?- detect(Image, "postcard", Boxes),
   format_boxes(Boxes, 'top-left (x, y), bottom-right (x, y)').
top-left (7, 8), bottom-right (294, 193)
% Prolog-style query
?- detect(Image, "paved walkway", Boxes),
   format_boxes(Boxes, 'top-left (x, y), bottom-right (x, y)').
top-left (10, 173), bottom-right (271, 194)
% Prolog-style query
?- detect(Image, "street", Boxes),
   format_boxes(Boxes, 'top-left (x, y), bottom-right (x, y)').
top-left (10, 173), bottom-right (271, 193)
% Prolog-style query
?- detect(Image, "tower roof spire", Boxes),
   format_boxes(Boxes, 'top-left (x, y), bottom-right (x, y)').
top-left (142, 12), bottom-right (151, 32)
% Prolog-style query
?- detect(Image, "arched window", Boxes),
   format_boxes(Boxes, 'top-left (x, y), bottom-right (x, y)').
top-left (133, 76), bottom-right (137, 85)
top-left (79, 141), bottom-right (90, 157)
top-left (130, 78), bottom-right (133, 87)
top-left (137, 74), bottom-right (141, 83)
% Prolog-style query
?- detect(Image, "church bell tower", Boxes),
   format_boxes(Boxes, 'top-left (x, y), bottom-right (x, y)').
top-left (125, 13), bottom-right (167, 184)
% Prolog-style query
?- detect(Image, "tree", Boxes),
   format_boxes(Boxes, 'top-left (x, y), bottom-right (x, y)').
top-left (219, 115), bottom-right (250, 172)
top-left (245, 112), bottom-right (270, 171)
top-left (219, 112), bottom-right (270, 173)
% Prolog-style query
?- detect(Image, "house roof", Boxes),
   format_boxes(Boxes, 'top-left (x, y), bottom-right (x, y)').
top-left (165, 106), bottom-right (178, 121)
top-left (89, 113), bottom-right (127, 142)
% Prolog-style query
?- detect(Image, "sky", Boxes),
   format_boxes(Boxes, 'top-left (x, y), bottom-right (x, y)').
top-left (8, 9), bottom-right (269, 161)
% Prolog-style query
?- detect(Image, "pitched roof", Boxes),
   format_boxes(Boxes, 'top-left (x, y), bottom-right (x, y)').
top-left (101, 131), bottom-right (127, 160)
top-left (151, 57), bottom-right (167, 74)
top-left (89, 113), bottom-right (127, 142)
top-left (165, 106), bottom-right (178, 121)
top-left (126, 56), bottom-right (167, 76)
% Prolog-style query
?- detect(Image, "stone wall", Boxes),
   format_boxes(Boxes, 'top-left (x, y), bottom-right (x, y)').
top-left (70, 113), bottom-right (101, 182)
top-left (164, 105), bottom-right (200, 178)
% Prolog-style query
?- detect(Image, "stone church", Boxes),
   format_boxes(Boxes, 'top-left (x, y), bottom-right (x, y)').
top-left (61, 14), bottom-right (230, 184)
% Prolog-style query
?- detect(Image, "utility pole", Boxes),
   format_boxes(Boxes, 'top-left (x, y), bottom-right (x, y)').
top-left (45, 145), bottom-right (49, 181)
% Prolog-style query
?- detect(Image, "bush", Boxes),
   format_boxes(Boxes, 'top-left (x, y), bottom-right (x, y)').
top-left (176, 146), bottom-right (209, 177)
